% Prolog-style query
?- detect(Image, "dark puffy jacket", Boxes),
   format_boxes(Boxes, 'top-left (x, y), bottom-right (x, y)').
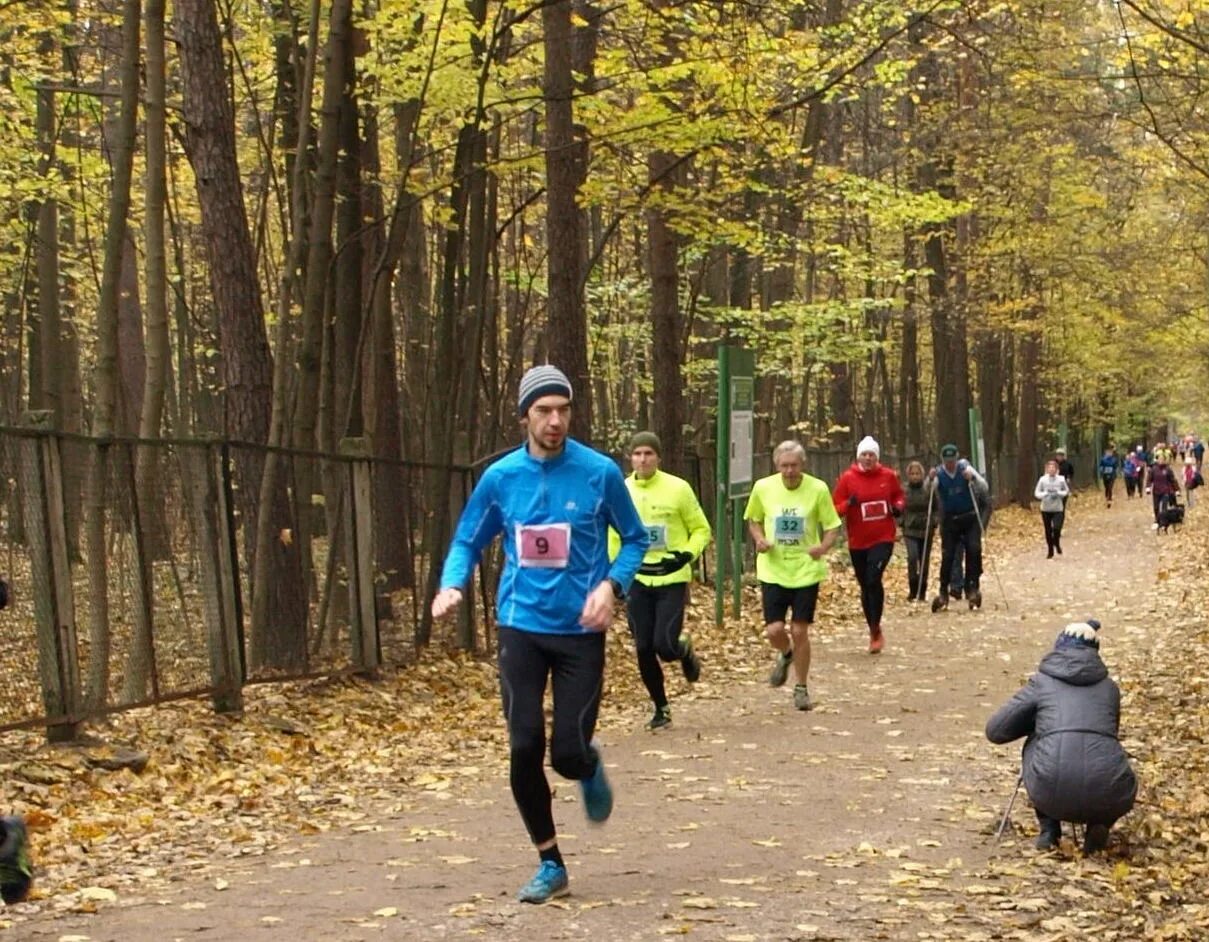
top-left (900, 481), bottom-right (938, 540)
top-left (985, 645), bottom-right (1137, 825)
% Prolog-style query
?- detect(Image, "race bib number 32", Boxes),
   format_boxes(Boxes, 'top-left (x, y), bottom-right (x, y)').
top-left (773, 514), bottom-right (804, 545)
top-left (516, 523), bottom-right (571, 568)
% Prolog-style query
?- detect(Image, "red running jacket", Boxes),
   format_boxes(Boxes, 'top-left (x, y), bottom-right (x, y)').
top-left (832, 463), bottom-right (906, 550)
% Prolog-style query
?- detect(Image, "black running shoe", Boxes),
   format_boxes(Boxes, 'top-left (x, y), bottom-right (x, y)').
top-left (679, 633), bottom-right (701, 683)
top-left (646, 706), bottom-right (672, 731)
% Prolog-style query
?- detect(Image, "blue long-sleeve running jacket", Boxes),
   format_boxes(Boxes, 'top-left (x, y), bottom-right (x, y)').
top-left (439, 439), bottom-right (649, 634)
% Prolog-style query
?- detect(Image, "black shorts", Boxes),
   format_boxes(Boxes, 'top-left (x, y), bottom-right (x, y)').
top-left (760, 582), bottom-right (820, 625)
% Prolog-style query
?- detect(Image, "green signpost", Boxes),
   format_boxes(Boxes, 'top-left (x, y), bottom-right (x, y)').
top-left (968, 407), bottom-right (986, 477)
top-left (715, 346), bottom-right (754, 625)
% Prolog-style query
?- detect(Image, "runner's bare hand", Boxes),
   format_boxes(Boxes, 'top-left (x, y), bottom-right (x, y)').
top-left (579, 582), bottom-right (615, 632)
top-left (432, 587), bottom-right (463, 619)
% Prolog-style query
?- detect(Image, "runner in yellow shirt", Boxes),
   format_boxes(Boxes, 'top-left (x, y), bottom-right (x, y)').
top-left (611, 432), bottom-right (712, 730)
top-left (743, 440), bottom-right (841, 711)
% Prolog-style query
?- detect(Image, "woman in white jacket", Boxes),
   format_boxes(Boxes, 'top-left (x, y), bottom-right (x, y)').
top-left (1034, 459), bottom-right (1070, 558)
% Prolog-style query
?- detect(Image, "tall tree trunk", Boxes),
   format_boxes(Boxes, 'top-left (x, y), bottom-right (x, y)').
top-left (124, 0), bottom-right (171, 701)
top-left (1016, 325), bottom-right (1041, 506)
top-left (291, 0), bottom-right (354, 615)
top-left (84, 0), bottom-right (141, 712)
top-left (648, 150), bottom-right (685, 476)
top-left (177, 0), bottom-right (308, 670)
top-left (360, 103), bottom-right (413, 592)
top-left (35, 79), bottom-right (61, 422)
top-left (898, 233), bottom-right (922, 456)
top-left (542, 0), bottom-right (592, 440)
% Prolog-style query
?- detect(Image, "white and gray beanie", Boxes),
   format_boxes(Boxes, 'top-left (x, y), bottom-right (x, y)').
top-left (518, 364), bottom-right (573, 416)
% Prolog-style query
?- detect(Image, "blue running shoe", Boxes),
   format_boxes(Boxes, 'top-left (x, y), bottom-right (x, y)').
top-left (0, 816), bottom-right (32, 904)
top-left (516, 860), bottom-right (569, 903)
top-left (580, 748), bottom-right (613, 823)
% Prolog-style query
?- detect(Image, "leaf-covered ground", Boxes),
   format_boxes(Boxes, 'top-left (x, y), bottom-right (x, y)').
top-left (7, 492), bottom-right (1209, 940)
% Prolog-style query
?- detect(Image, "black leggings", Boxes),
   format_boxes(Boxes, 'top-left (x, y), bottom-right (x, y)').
top-left (498, 627), bottom-right (605, 846)
top-left (1103, 477), bottom-right (1115, 501)
top-left (626, 582), bottom-right (688, 709)
top-left (1042, 510), bottom-right (1064, 548)
top-left (849, 541), bottom-right (893, 628)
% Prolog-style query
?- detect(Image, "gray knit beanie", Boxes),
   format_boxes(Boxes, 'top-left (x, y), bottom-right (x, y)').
top-left (518, 365), bottom-right (573, 416)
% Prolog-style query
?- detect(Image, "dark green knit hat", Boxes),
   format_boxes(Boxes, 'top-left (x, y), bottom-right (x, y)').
top-left (630, 431), bottom-right (662, 455)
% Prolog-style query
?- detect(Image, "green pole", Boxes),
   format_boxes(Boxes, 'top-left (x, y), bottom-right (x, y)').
top-left (732, 494), bottom-right (744, 618)
top-left (714, 347), bottom-right (730, 627)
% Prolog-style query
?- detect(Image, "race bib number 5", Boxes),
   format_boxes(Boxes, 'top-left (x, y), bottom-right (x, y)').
top-left (646, 524), bottom-right (668, 551)
top-left (516, 523), bottom-right (571, 568)
top-left (773, 514), bottom-right (804, 545)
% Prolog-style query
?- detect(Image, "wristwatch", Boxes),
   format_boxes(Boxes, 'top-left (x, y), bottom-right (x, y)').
top-left (608, 577), bottom-right (625, 601)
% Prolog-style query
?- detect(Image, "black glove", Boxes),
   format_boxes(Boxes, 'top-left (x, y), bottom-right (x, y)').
top-left (847, 495), bottom-right (859, 508)
top-left (891, 504), bottom-right (903, 518)
top-left (638, 551), bottom-right (694, 576)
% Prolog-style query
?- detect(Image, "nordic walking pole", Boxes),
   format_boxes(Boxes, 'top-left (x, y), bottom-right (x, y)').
top-left (916, 483), bottom-right (935, 602)
top-left (968, 479), bottom-right (1009, 611)
top-left (993, 776), bottom-right (1024, 842)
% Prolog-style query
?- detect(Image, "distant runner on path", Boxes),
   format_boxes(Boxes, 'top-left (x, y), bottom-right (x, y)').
top-left (609, 431), bottom-right (711, 731)
top-left (832, 436), bottom-right (905, 654)
top-left (431, 365), bottom-right (649, 904)
top-left (1034, 459), bottom-right (1070, 559)
top-left (744, 441), bottom-right (841, 712)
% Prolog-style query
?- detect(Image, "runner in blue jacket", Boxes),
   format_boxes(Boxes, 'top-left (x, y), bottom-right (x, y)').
top-left (433, 365), bottom-right (648, 905)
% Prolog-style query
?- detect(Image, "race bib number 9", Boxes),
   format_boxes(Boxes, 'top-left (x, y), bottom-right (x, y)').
top-left (646, 524), bottom-right (668, 551)
top-left (516, 523), bottom-right (571, 568)
top-left (773, 514), bottom-right (804, 545)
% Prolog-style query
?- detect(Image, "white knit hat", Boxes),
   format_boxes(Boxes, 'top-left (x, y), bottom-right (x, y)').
top-left (1056, 621), bottom-right (1101, 649)
top-left (856, 435), bottom-right (880, 459)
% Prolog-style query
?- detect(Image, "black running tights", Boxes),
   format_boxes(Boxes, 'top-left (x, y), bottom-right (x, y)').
top-left (849, 541), bottom-right (894, 628)
top-left (498, 627), bottom-right (605, 846)
top-left (626, 581), bottom-right (688, 709)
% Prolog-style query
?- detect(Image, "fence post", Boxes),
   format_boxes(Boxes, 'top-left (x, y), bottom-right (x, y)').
top-left (339, 437), bottom-right (379, 672)
top-left (19, 411), bottom-right (82, 742)
top-left (209, 443), bottom-right (244, 713)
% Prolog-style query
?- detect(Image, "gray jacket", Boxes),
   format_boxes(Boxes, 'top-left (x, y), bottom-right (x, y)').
top-left (986, 645), bottom-right (1137, 824)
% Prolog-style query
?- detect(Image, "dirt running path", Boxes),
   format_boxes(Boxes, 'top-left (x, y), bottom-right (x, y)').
top-left (23, 494), bottom-right (1159, 941)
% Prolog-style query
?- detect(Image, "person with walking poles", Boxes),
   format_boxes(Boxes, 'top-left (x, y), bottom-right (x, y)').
top-left (610, 431), bottom-right (711, 731)
top-left (1034, 458), bottom-right (1070, 558)
top-left (1146, 451), bottom-right (1181, 530)
top-left (431, 365), bottom-right (649, 904)
top-left (929, 444), bottom-right (990, 611)
top-left (901, 461), bottom-right (938, 603)
top-left (833, 436), bottom-right (905, 653)
top-left (1098, 445), bottom-right (1120, 508)
top-left (744, 440), bottom-right (841, 711)
top-left (986, 620), bottom-right (1137, 854)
